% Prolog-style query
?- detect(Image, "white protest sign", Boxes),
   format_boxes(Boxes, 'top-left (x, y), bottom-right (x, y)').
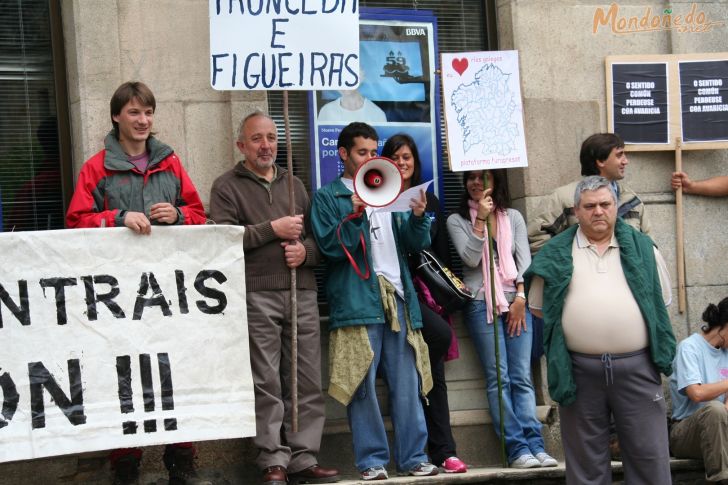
top-left (441, 51), bottom-right (528, 171)
top-left (370, 180), bottom-right (433, 214)
top-left (0, 226), bottom-right (254, 462)
top-left (209, 0), bottom-right (360, 90)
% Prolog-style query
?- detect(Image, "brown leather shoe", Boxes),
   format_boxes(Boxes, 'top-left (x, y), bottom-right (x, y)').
top-left (262, 465), bottom-right (287, 485)
top-left (288, 464), bottom-right (340, 484)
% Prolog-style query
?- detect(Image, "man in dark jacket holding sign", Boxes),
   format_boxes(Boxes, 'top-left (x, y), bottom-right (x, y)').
top-left (66, 81), bottom-right (207, 485)
top-left (209, 111), bottom-right (338, 485)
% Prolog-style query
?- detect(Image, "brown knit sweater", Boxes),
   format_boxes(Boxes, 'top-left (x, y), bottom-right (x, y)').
top-left (209, 162), bottom-right (321, 292)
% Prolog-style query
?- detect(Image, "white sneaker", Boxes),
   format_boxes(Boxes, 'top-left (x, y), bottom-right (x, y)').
top-left (536, 451), bottom-right (559, 468)
top-left (510, 453), bottom-right (541, 469)
top-left (535, 452), bottom-right (558, 467)
top-left (409, 462), bottom-right (439, 476)
top-left (360, 466), bottom-right (388, 480)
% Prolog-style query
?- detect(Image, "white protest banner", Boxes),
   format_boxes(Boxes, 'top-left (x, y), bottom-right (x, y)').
top-left (0, 225), bottom-right (254, 462)
top-left (441, 50), bottom-right (528, 171)
top-left (209, 0), bottom-right (360, 90)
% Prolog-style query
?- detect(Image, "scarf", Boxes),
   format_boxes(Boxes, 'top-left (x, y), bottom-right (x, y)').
top-left (468, 200), bottom-right (518, 323)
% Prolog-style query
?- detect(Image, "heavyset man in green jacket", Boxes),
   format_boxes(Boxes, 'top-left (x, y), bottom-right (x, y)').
top-left (525, 176), bottom-right (675, 485)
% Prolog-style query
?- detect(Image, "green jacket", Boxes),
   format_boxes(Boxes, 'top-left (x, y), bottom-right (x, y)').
top-left (310, 178), bottom-right (430, 330)
top-left (524, 219), bottom-right (676, 406)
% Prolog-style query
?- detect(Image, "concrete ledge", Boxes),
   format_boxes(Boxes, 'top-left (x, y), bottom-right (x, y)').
top-left (0, 446), bottom-right (703, 484)
top-left (321, 458), bottom-right (704, 484)
top-left (144, 458), bottom-right (705, 484)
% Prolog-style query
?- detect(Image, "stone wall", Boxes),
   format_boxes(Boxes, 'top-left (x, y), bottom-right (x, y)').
top-left (497, 0), bottom-right (728, 340)
top-left (60, 0), bottom-right (265, 208)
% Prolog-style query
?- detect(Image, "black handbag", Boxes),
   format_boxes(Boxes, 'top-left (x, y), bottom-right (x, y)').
top-left (411, 249), bottom-right (475, 313)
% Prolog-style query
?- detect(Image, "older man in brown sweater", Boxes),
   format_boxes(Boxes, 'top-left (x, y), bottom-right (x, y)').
top-left (209, 111), bottom-right (338, 485)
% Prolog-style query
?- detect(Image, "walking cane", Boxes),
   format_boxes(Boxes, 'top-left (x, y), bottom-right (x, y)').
top-left (483, 174), bottom-right (508, 467)
top-left (283, 91), bottom-right (299, 432)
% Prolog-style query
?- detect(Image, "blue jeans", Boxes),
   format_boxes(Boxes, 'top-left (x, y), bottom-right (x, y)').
top-left (463, 299), bottom-right (545, 463)
top-left (347, 297), bottom-right (429, 472)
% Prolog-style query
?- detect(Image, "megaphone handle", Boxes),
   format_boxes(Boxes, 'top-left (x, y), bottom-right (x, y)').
top-left (336, 214), bottom-right (371, 280)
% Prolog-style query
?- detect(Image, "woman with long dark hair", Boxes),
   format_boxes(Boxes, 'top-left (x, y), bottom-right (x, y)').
top-left (669, 297), bottom-right (728, 482)
top-left (381, 133), bottom-right (466, 474)
top-left (446, 169), bottom-right (556, 469)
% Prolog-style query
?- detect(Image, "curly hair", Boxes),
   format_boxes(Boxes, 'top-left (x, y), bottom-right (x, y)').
top-left (701, 297), bottom-right (728, 333)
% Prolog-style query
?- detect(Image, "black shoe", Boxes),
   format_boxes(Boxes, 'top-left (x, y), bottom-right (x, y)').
top-left (112, 454), bottom-right (140, 485)
top-left (163, 446), bottom-right (212, 485)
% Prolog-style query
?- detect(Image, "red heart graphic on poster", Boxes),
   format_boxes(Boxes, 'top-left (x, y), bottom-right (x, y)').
top-left (452, 58), bottom-right (468, 76)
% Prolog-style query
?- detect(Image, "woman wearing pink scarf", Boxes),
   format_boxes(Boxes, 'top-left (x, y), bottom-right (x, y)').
top-left (447, 170), bottom-right (556, 469)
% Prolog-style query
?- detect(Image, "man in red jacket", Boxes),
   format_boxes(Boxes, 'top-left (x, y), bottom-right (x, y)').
top-left (66, 81), bottom-right (208, 485)
top-left (66, 81), bottom-right (206, 232)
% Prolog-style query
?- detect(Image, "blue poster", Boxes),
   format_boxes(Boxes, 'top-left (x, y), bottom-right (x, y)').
top-left (309, 9), bottom-right (442, 195)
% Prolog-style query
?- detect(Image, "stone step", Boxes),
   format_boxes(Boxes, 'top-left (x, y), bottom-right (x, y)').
top-left (316, 407), bottom-right (560, 476)
top-left (46, 458), bottom-right (703, 484)
top-left (0, 431), bottom-right (703, 484)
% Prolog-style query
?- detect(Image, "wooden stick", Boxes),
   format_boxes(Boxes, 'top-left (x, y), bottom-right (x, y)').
top-left (283, 90), bottom-right (299, 432)
top-left (675, 137), bottom-right (686, 314)
top-left (484, 175), bottom-right (507, 467)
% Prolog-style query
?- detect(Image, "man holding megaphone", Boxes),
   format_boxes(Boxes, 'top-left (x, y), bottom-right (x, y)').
top-left (311, 122), bottom-right (437, 481)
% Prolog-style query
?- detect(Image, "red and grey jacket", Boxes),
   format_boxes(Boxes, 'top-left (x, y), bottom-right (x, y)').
top-left (66, 132), bottom-right (206, 228)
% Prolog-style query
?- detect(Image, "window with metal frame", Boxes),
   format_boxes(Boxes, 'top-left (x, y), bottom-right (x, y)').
top-left (0, 0), bottom-right (70, 232)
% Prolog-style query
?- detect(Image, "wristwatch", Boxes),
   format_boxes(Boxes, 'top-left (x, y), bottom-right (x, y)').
top-left (515, 291), bottom-right (526, 300)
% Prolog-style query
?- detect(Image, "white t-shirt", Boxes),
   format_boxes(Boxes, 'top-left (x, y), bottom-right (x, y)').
top-left (341, 178), bottom-right (403, 296)
top-left (670, 332), bottom-right (728, 420)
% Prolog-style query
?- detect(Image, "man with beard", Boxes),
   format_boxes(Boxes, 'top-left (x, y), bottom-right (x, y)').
top-left (209, 111), bottom-right (339, 485)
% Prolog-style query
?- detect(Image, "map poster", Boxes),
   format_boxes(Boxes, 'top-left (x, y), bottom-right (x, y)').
top-left (308, 8), bottom-right (441, 193)
top-left (611, 62), bottom-right (669, 144)
top-left (441, 50), bottom-right (528, 172)
top-left (679, 59), bottom-right (728, 143)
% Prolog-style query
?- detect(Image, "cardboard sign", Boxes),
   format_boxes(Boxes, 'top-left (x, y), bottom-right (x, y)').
top-left (606, 53), bottom-right (728, 150)
top-left (441, 50), bottom-right (528, 171)
top-left (209, 0), bottom-right (360, 90)
top-left (679, 59), bottom-right (728, 143)
top-left (0, 225), bottom-right (254, 462)
top-left (611, 62), bottom-right (670, 144)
